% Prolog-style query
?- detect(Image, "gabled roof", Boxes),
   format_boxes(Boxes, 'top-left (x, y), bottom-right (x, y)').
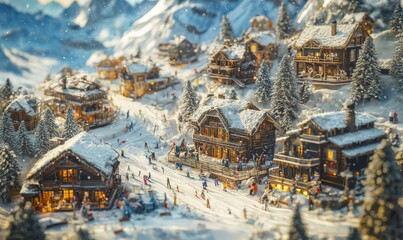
top-left (27, 132), bottom-right (119, 179)
top-left (191, 98), bottom-right (279, 135)
top-left (250, 15), bottom-right (271, 24)
top-left (295, 23), bottom-right (362, 48)
top-left (5, 95), bottom-right (38, 116)
top-left (169, 35), bottom-right (192, 46)
top-left (328, 128), bottom-right (385, 147)
top-left (48, 75), bottom-right (105, 98)
top-left (298, 111), bottom-right (376, 131)
top-left (245, 31), bottom-right (278, 46)
top-left (211, 43), bottom-right (248, 60)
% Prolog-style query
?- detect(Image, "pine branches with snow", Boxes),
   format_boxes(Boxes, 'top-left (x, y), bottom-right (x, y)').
top-left (359, 140), bottom-right (403, 239)
top-left (350, 37), bottom-right (382, 103)
top-left (299, 80), bottom-right (310, 104)
top-left (276, 3), bottom-right (292, 39)
top-left (269, 55), bottom-right (299, 131)
top-left (43, 108), bottom-right (59, 138)
top-left (6, 202), bottom-right (46, 240)
top-left (390, 34), bottom-right (403, 79)
top-left (288, 205), bottom-right (308, 240)
top-left (220, 16), bottom-right (234, 41)
top-left (1, 111), bottom-right (17, 150)
top-left (17, 121), bottom-right (35, 157)
top-left (177, 81), bottom-right (199, 122)
top-left (390, 2), bottom-right (403, 34)
top-left (63, 107), bottom-right (79, 140)
top-left (255, 60), bottom-right (271, 103)
top-left (35, 120), bottom-right (49, 157)
top-left (1, 78), bottom-right (14, 100)
top-left (0, 145), bottom-right (20, 203)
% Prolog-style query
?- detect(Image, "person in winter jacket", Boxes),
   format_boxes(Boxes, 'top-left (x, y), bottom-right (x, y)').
top-left (206, 198), bottom-right (210, 208)
top-left (143, 175), bottom-right (148, 185)
top-left (167, 177), bottom-right (171, 189)
top-left (202, 180), bottom-right (207, 189)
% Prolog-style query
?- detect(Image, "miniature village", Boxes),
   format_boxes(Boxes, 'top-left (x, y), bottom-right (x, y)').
top-left (0, 0), bottom-right (402, 239)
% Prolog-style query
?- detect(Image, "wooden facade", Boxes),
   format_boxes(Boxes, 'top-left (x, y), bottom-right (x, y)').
top-left (95, 57), bottom-right (125, 81)
top-left (271, 103), bottom-right (386, 192)
top-left (244, 31), bottom-right (279, 69)
top-left (293, 22), bottom-right (370, 84)
top-left (207, 40), bottom-right (256, 88)
top-left (191, 98), bottom-right (279, 163)
top-left (44, 75), bottom-right (117, 129)
top-left (158, 36), bottom-right (197, 65)
top-left (20, 132), bottom-right (120, 212)
top-left (341, 12), bottom-right (375, 35)
top-left (5, 95), bottom-right (40, 131)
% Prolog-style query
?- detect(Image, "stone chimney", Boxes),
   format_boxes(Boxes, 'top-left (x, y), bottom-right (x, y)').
top-left (344, 100), bottom-right (356, 132)
top-left (331, 21), bottom-right (337, 36)
top-left (61, 77), bottom-right (67, 90)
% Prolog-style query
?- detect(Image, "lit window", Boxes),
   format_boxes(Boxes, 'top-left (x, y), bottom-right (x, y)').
top-left (63, 189), bottom-right (74, 201)
top-left (94, 191), bottom-right (105, 202)
top-left (327, 149), bottom-right (335, 160)
top-left (62, 169), bottom-right (74, 182)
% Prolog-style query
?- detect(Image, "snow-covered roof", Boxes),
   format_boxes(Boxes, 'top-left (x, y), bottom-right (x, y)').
top-left (5, 95), bottom-right (38, 116)
top-left (299, 111), bottom-right (376, 131)
top-left (328, 128), bottom-right (385, 147)
top-left (211, 43), bottom-right (247, 60)
top-left (127, 63), bottom-right (149, 74)
top-left (169, 35), bottom-right (188, 46)
top-left (27, 132), bottom-right (119, 179)
top-left (342, 143), bottom-right (380, 158)
top-left (20, 179), bottom-right (39, 195)
top-left (295, 23), bottom-right (359, 48)
top-left (341, 12), bottom-right (371, 24)
top-left (250, 15), bottom-right (271, 23)
top-left (246, 31), bottom-right (278, 46)
top-left (191, 98), bottom-right (277, 134)
top-left (48, 76), bottom-right (106, 98)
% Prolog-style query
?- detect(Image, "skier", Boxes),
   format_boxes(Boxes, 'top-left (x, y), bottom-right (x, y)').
top-left (228, 208), bottom-right (231, 214)
top-left (131, 173), bottom-right (135, 179)
top-left (202, 180), bottom-right (207, 190)
top-left (167, 177), bottom-right (172, 189)
top-left (162, 166), bottom-right (165, 174)
top-left (148, 156), bottom-right (151, 164)
top-left (117, 138), bottom-right (120, 145)
top-left (206, 198), bottom-right (210, 208)
top-left (243, 207), bottom-right (247, 219)
top-left (195, 190), bottom-right (198, 197)
top-left (127, 165), bottom-right (130, 171)
top-left (264, 199), bottom-right (269, 211)
top-left (393, 111), bottom-right (398, 123)
top-left (314, 186), bottom-right (319, 199)
top-left (173, 192), bottom-right (177, 206)
top-left (163, 200), bottom-right (168, 208)
top-left (223, 181), bottom-right (227, 192)
top-left (237, 182), bottom-right (242, 190)
top-left (308, 196), bottom-right (314, 211)
top-left (138, 170), bottom-right (141, 177)
top-left (145, 142), bottom-right (148, 149)
top-left (143, 175), bottom-right (148, 185)
top-left (126, 110), bottom-right (130, 119)
top-left (164, 192), bottom-right (167, 202)
top-left (200, 190), bottom-right (205, 199)
top-left (186, 171), bottom-right (190, 178)
top-left (125, 173), bottom-right (129, 181)
top-left (121, 150), bottom-right (125, 158)
top-left (176, 185), bottom-right (180, 192)
top-left (214, 179), bottom-right (219, 187)
top-left (148, 172), bottom-right (151, 180)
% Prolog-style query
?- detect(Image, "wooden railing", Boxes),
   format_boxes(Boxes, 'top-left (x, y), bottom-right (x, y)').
top-left (41, 180), bottom-right (108, 188)
top-left (294, 55), bottom-right (342, 63)
top-left (193, 134), bottom-right (247, 149)
top-left (269, 175), bottom-right (316, 190)
top-left (273, 153), bottom-right (320, 167)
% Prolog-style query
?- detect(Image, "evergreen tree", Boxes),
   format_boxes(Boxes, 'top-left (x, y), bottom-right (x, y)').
top-left (299, 80), bottom-right (310, 104)
top-left (135, 46), bottom-right (141, 59)
top-left (348, 0), bottom-right (364, 13)
top-left (6, 202), bottom-right (46, 240)
top-left (0, 145), bottom-right (20, 203)
top-left (220, 16), bottom-right (234, 40)
top-left (1, 111), bottom-right (17, 149)
top-left (359, 140), bottom-right (403, 239)
top-left (396, 61), bottom-right (403, 92)
top-left (351, 37), bottom-right (382, 103)
top-left (177, 81), bottom-right (199, 122)
top-left (255, 60), bottom-right (271, 103)
top-left (17, 121), bottom-right (35, 157)
top-left (43, 108), bottom-right (59, 138)
top-left (1, 78), bottom-right (14, 100)
top-left (229, 89), bottom-right (238, 100)
top-left (390, 2), bottom-right (403, 34)
top-left (389, 34), bottom-right (403, 78)
top-left (269, 55), bottom-right (299, 131)
top-left (276, 3), bottom-right (291, 39)
top-left (61, 228), bottom-right (92, 240)
top-left (62, 107), bottom-right (79, 140)
top-left (35, 121), bottom-right (49, 157)
top-left (288, 205), bottom-right (308, 240)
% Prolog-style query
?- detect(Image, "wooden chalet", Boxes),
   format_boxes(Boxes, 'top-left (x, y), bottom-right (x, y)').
top-left (248, 15), bottom-right (273, 33)
top-left (44, 75), bottom-right (118, 129)
top-left (207, 40), bottom-right (256, 88)
top-left (158, 35), bottom-right (197, 65)
top-left (20, 132), bottom-right (120, 212)
top-left (271, 102), bottom-right (385, 192)
top-left (190, 97), bottom-right (280, 163)
top-left (95, 57), bottom-right (125, 81)
top-left (5, 94), bottom-right (40, 131)
top-left (293, 22), bottom-right (370, 85)
top-left (119, 60), bottom-right (176, 98)
top-left (244, 30), bottom-right (279, 69)
top-left (341, 12), bottom-right (375, 34)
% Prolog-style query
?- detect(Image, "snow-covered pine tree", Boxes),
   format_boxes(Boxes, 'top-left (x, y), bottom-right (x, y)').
top-left (269, 55), bottom-right (299, 131)
top-left (6, 202), bottom-right (46, 240)
top-left (35, 120), bottom-right (49, 157)
top-left (397, 61), bottom-right (403, 92)
top-left (61, 228), bottom-right (92, 240)
top-left (177, 81), bottom-right (199, 122)
top-left (359, 140), bottom-right (403, 239)
top-left (276, 3), bottom-right (291, 39)
top-left (1, 78), bottom-right (14, 100)
top-left (348, 0), bottom-right (364, 13)
top-left (44, 108), bottom-right (59, 138)
top-left (63, 107), bottom-right (79, 140)
top-left (17, 121), bottom-right (35, 157)
top-left (350, 37), bottom-right (382, 103)
top-left (299, 80), bottom-right (310, 104)
top-left (220, 16), bottom-right (234, 40)
top-left (288, 205), bottom-right (308, 240)
top-left (0, 145), bottom-right (20, 203)
top-left (390, 2), bottom-right (403, 34)
top-left (1, 111), bottom-right (17, 149)
top-left (255, 60), bottom-right (271, 103)
top-left (229, 89), bottom-right (238, 100)
top-left (389, 34), bottom-right (403, 77)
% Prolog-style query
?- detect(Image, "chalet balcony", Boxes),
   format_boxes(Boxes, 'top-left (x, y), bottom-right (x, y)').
top-left (273, 153), bottom-right (320, 167)
top-left (300, 134), bottom-right (328, 143)
top-left (193, 134), bottom-right (247, 149)
top-left (208, 64), bottom-right (237, 71)
top-left (294, 55), bottom-right (343, 63)
top-left (41, 180), bottom-right (108, 189)
top-left (81, 109), bottom-right (104, 115)
top-left (269, 175), bottom-right (316, 191)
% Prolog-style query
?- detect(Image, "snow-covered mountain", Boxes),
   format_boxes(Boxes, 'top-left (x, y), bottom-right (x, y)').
top-left (116, 0), bottom-right (306, 57)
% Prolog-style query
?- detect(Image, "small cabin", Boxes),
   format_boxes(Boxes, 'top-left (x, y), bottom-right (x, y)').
top-left (158, 35), bottom-right (198, 65)
top-left (95, 57), bottom-right (125, 81)
top-left (293, 22), bottom-right (370, 84)
top-left (341, 12), bottom-right (375, 35)
top-left (20, 132), bottom-right (120, 212)
top-left (244, 30), bottom-right (279, 69)
top-left (249, 15), bottom-right (273, 32)
top-left (5, 95), bottom-right (40, 131)
top-left (272, 102), bottom-right (385, 192)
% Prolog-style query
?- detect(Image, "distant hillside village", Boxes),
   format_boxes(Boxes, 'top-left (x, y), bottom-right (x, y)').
top-left (0, 1), bottom-right (402, 240)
